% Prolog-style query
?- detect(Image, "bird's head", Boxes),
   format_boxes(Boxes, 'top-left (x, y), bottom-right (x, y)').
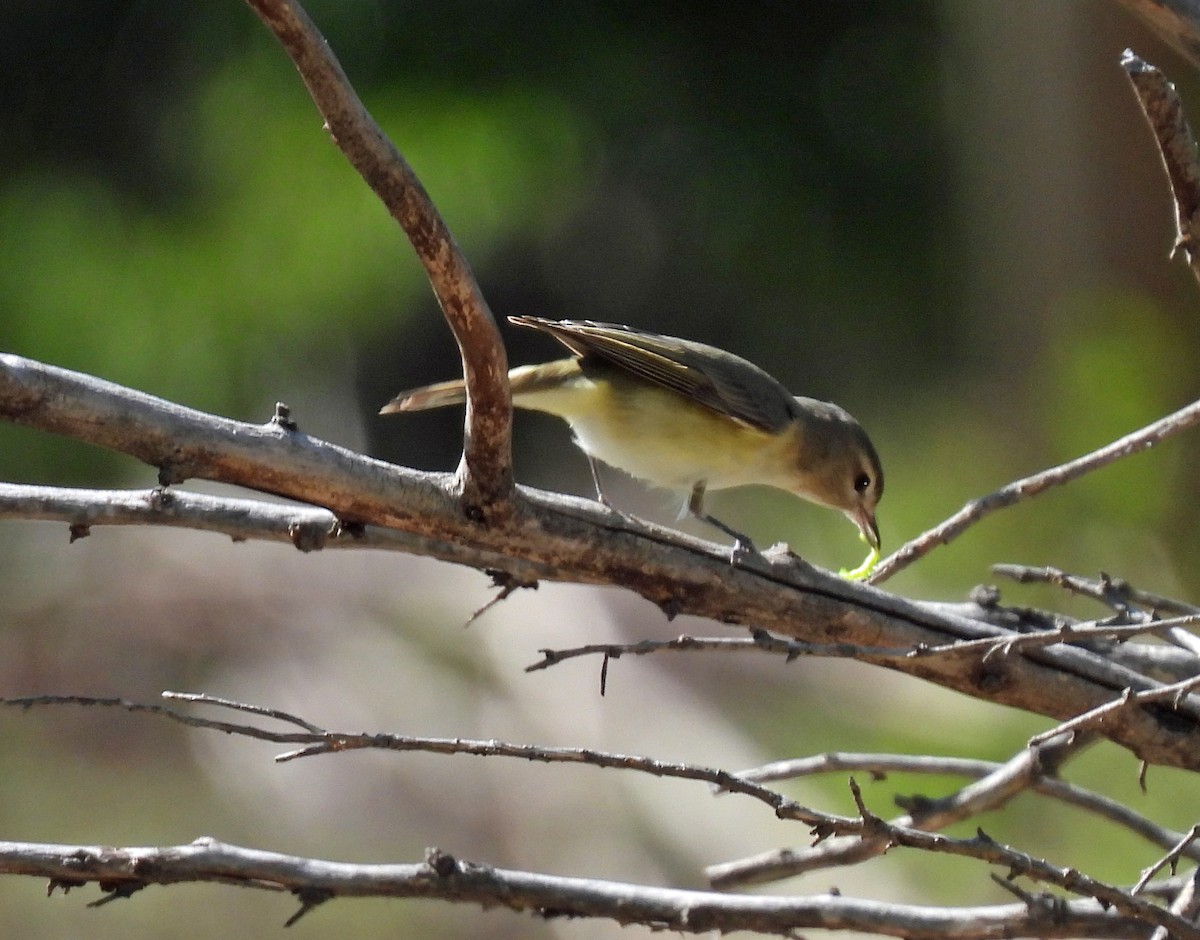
top-left (790, 399), bottom-right (883, 550)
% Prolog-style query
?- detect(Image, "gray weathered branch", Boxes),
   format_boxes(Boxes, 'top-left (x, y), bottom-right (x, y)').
top-left (0, 837), bottom-right (1153, 939)
top-left (4, 350), bottom-right (1200, 771)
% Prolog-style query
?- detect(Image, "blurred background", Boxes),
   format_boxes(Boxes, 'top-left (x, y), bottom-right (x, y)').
top-left (3, 1), bottom-right (1200, 937)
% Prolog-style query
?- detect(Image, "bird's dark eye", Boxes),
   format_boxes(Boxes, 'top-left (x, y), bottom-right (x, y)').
top-left (854, 473), bottom-right (872, 494)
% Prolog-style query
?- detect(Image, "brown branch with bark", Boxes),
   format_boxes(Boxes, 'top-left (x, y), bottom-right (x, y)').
top-left (5, 350), bottom-right (1200, 770)
top-left (243, 0), bottom-right (513, 515)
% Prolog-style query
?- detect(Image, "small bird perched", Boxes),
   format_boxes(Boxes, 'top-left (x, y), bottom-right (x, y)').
top-left (381, 316), bottom-right (883, 569)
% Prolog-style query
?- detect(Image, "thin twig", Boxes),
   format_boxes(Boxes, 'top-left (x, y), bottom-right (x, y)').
top-left (525, 633), bottom-right (916, 673)
top-left (0, 693), bottom-right (839, 829)
top-left (526, 618), bottom-right (1194, 679)
top-left (161, 691), bottom-right (326, 733)
top-left (995, 565), bottom-right (1200, 658)
top-left (242, 0), bottom-right (513, 514)
top-left (1029, 673), bottom-right (1200, 747)
top-left (12, 360), bottom-right (1199, 770)
top-left (1135, 824), bottom-right (1200, 894)
top-left (869, 395), bottom-right (1200, 584)
top-left (916, 615), bottom-right (1200, 659)
top-left (994, 564), bottom-right (1200, 618)
top-left (730, 749), bottom-right (1200, 870)
top-left (708, 734), bottom-right (1090, 889)
top-left (464, 571), bottom-right (537, 627)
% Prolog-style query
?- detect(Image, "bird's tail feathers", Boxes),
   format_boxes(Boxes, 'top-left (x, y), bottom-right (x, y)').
top-left (379, 379), bottom-right (467, 414)
top-left (379, 359), bottom-right (582, 415)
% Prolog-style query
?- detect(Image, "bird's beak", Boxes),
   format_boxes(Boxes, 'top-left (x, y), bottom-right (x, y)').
top-left (848, 506), bottom-right (880, 551)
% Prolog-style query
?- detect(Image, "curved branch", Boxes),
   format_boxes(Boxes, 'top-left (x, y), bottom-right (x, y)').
top-left (0, 838), bottom-right (1150, 939)
top-left (1, 693), bottom-right (833, 826)
top-left (242, 0), bottom-right (513, 515)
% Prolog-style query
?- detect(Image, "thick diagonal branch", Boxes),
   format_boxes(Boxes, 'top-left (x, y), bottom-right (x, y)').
top-left (6, 354), bottom-right (1200, 770)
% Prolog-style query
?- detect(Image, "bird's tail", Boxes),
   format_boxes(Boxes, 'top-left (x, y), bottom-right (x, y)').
top-left (379, 359), bottom-right (582, 415)
top-left (379, 378), bottom-right (467, 414)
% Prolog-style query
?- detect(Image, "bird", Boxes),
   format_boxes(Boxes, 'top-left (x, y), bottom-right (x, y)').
top-left (380, 316), bottom-right (883, 563)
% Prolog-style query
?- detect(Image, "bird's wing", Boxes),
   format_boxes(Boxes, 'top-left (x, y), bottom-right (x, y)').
top-left (508, 316), bottom-right (796, 433)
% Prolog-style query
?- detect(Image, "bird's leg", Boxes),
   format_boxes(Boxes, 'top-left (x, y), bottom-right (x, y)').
top-left (586, 454), bottom-right (614, 508)
top-left (585, 454), bottom-right (638, 523)
top-left (687, 482), bottom-right (756, 562)
top-left (583, 455), bottom-right (655, 533)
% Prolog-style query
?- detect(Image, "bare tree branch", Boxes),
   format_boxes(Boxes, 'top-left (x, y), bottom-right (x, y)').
top-left (1, 694), bottom-right (1194, 938)
top-left (0, 837), bottom-right (1155, 939)
top-left (1, 482), bottom-right (363, 550)
top-left (241, 0), bottom-right (513, 515)
top-left (995, 564), bottom-right (1200, 660)
top-left (1136, 825), bottom-right (1200, 893)
top-left (994, 564), bottom-right (1200, 619)
top-left (527, 618), bottom-right (1200, 677)
top-left (525, 632), bottom-right (917, 677)
top-left (869, 395), bottom-right (1200, 584)
top-left (1029, 672), bottom-right (1200, 747)
top-left (708, 734), bottom-right (1090, 889)
top-left (733, 751), bottom-right (1200, 869)
top-left (916, 597), bottom-right (1200, 683)
top-left (830, 777), bottom-right (1200, 940)
top-left (0, 693), bottom-right (835, 827)
top-left (7, 356), bottom-right (1200, 769)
